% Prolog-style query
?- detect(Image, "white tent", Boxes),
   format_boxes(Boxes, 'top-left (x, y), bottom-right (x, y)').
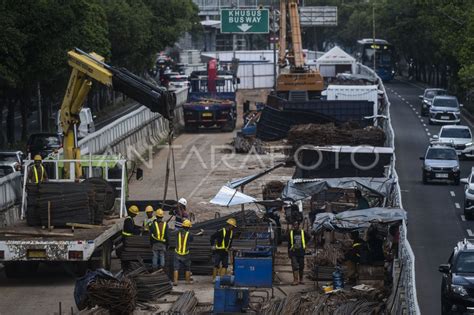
top-left (316, 46), bottom-right (357, 77)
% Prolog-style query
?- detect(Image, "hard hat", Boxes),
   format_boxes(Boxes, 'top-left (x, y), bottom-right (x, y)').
top-left (226, 218), bottom-right (237, 227)
top-left (34, 155), bottom-right (42, 161)
top-left (182, 219), bottom-right (192, 228)
top-left (128, 205), bottom-right (139, 215)
top-left (178, 198), bottom-right (187, 207)
top-left (156, 209), bottom-right (164, 217)
top-left (145, 205), bottom-right (154, 213)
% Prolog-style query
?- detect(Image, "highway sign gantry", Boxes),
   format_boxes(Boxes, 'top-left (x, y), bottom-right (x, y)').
top-left (220, 9), bottom-right (270, 34)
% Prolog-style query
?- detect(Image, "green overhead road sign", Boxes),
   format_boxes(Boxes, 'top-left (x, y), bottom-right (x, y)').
top-left (220, 9), bottom-right (269, 34)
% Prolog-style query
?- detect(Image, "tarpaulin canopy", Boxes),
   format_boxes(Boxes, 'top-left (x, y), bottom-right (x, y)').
top-left (282, 177), bottom-right (396, 201)
top-left (210, 186), bottom-right (256, 207)
top-left (312, 207), bottom-right (406, 234)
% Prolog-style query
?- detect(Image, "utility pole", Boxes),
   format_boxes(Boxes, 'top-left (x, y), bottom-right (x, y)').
top-left (37, 82), bottom-right (43, 132)
top-left (372, 1), bottom-right (376, 73)
top-left (272, 1), bottom-right (277, 90)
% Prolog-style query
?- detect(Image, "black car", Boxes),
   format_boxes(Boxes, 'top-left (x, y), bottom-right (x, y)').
top-left (440, 239), bottom-right (474, 314)
top-left (419, 88), bottom-right (447, 116)
top-left (420, 144), bottom-right (460, 185)
top-left (26, 133), bottom-right (61, 158)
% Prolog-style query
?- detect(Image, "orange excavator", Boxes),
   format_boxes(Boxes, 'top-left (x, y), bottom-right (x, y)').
top-left (276, 0), bottom-right (323, 101)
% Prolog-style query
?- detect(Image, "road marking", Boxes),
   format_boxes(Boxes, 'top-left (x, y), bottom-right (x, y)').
top-left (427, 132), bottom-right (431, 136)
top-left (423, 123), bottom-right (427, 127)
top-left (468, 229), bottom-right (474, 237)
top-left (462, 215), bottom-right (466, 221)
top-left (455, 203), bottom-right (461, 209)
top-left (451, 191), bottom-right (456, 197)
top-left (418, 116), bottom-right (422, 119)
top-left (416, 112), bottom-right (419, 115)
top-left (425, 128), bottom-right (429, 132)
top-left (401, 98), bottom-right (405, 101)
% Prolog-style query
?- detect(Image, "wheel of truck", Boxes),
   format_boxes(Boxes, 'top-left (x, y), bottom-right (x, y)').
top-left (4, 262), bottom-right (39, 278)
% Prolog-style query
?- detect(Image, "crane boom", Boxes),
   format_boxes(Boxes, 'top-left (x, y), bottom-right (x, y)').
top-left (60, 49), bottom-right (176, 178)
top-left (288, 0), bottom-right (304, 68)
top-left (278, 0), bottom-right (287, 67)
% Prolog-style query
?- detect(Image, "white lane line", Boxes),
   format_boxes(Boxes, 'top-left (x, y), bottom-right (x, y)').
top-left (462, 215), bottom-right (466, 222)
top-left (427, 132), bottom-right (431, 136)
top-left (450, 191), bottom-right (456, 197)
top-left (406, 101), bottom-right (410, 104)
top-left (416, 112), bottom-right (419, 115)
top-left (423, 123), bottom-right (427, 127)
top-left (401, 98), bottom-right (405, 101)
top-left (425, 128), bottom-right (429, 132)
top-left (455, 203), bottom-right (461, 209)
top-left (418, 116), bottom-right (422, 119)
top-left (468, 229), bottom-right (474, 237)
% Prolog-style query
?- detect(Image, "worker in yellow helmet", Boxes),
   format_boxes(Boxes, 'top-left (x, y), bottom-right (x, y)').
top-left (210, 218), bottom-right (236, 282)
top-left (288, 220), bottom-right (310, 285)
top-left (173, 219), bottom-right (193, 286)
top-left (28, 155), bottom-right (48, 184)
top-left (122, 205), bottom-right (142, 238)
top-left (149, 209), bottom-right (169, 270)
top-left (143, 205), bottom-right (155, 233)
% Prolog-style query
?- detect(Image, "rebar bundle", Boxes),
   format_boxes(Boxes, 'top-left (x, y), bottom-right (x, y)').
top-left (167, 290), bottom-right (198, 314)
top-left (127, 267), bottom-right (172, 302)
top-left (86, 277), bottom-right (136, 315)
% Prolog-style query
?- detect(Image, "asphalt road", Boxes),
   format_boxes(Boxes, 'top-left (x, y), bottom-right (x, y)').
top-left (388, 79), bottom-right (474, 314)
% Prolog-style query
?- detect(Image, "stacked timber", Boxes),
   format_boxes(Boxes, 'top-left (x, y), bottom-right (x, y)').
top-left (287, 123), bottom-right (386, 153)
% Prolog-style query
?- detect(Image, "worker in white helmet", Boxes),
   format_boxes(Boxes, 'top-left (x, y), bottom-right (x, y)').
top-left (174, 198), bottom-right (189, 229)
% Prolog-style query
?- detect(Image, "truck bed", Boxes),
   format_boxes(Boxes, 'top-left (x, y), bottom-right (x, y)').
top-left (0, 218), bottom-right (122, 241)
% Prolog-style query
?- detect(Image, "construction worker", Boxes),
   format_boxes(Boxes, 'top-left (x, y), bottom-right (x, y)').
top-left (28, 155), bottom-right (48, 183)
top-left (149, 209), bottom-right (169, 270)
top-left (173, 219), bottom-right (193, 286)
top-left (143, 205), bottom-right (155, 233)
top-left (174, 198), bottom-right (189, 229)
top-left (122, 205), bottom-right (142, 237)
top-left (210, 218), bottom-right (236, 281)
top-left (288, 221), bottom-right (310, 285)
top-left (346, 231), bottom-right (368, 284)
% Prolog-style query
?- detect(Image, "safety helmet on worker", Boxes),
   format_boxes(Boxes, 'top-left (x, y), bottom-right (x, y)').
top-left (182, 219), bottom-right (192, 228)
top-left (156, 209), bottom-right (164, 218)
top-left (145, 205), bottom-right (154, 213)
top-left (178, 198), bottom-right (187, 207)
top-left (34, 155), bottom-right (42, 162)
top-left (128, 205), bottom-right (139, 215)
top-left (226, 218), bottom-right (237, 228)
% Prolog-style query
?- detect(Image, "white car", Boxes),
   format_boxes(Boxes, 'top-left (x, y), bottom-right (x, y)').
top-left (168, 74), bottom-right (190, 90)
top-left (461, 169), bottom-right (474, 219)
top-left (432, 125), bottom-right (472, 156)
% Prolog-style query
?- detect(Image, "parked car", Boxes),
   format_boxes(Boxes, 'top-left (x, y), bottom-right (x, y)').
top-left (57, 108), bottom-right (95, 139)
top-left (419, 88), bottom-right (447, 116)
top-left (420, 144), bottom-right (460, 185)
top-left (26, 133), bottom-right (62, 159)
top-left (439, 239), bottom-right (474, 314)
top-left (461, 169), bottom-right (474, 219)
top-left (0, 161), bottom-right (19, 178)
top-left (0, 150), bottom-right (24, 165)
top-left (432, 125), bottom-right (472, 156)
top-left (429, 95), bottom-right (462, 125)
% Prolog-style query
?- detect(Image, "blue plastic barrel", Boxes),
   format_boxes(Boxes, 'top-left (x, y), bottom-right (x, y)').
top-left (332, 266), bottom-right (344, 290)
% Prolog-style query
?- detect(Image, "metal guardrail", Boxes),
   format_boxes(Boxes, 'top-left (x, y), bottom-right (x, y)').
top-left (79, 87), bottom-right (188, 155)
top-left (0, 172), bottom-right (22, 211)
top-left (357, 63), bottom-right (420, 314)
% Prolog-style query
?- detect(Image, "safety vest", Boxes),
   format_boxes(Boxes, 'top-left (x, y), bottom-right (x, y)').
top-left (33, 165), bottom-right (45, 183)
top-left (122, 216), bottom-right (134, 237)
top-left (152, 221), bottom-right (167, 242)
top-left (353, 242), bottom-right (362, 257)
top-left (143, 217), bottom-right (155, 231)
top-left (290, 229), bottom-right (306, 250)
top-left (175, 231), bottom-right (190, 255)
top-left (215, 228), bottom-right (233, 251)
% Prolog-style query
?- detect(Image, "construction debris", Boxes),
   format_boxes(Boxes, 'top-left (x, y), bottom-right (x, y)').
top-left (262, 180), bottom-right (285, 200)
top-left (260, 289), bottom-right (387, 315)
top-left (233, 133), bottom-right (266, 154)
top-left (84, 277), bottom-right (136, 315)
top-left (287, 123), bottom-right (386, 153)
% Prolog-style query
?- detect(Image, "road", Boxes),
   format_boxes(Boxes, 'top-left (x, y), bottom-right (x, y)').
top-left (388, 79), bottom-right (474, 314)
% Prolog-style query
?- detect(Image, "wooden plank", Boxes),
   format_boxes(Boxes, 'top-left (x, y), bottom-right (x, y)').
top-left (0, 230), bottom-right (74, 237)
top-left (66, 223), bottom-right (103, 229)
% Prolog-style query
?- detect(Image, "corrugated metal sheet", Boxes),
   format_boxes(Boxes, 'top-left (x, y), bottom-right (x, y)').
top-left (237, 63), bottom-right (275, 89)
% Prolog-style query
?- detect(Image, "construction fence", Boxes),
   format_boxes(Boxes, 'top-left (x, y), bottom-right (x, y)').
top-left (358, 63), bottom-right (420, 315)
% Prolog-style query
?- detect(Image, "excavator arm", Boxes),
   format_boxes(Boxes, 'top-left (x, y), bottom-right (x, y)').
top-left (288, 0), bottom-right (305, 69)
top-left (60, 49), bottom-right (176, 178)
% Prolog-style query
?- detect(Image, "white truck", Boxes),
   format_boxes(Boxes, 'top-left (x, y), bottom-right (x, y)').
top-left (0, 155), bottom-right (136, 277)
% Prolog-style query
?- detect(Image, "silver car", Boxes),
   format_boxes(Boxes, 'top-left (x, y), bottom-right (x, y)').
top-left (419, 88), bottom-right (446, 116)
top-left (429, 95), bottom-right (462, 125)
top-left (461, 169), bottom-right (474, 219)
top-left (432, 125), bottom-right (472, 156)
